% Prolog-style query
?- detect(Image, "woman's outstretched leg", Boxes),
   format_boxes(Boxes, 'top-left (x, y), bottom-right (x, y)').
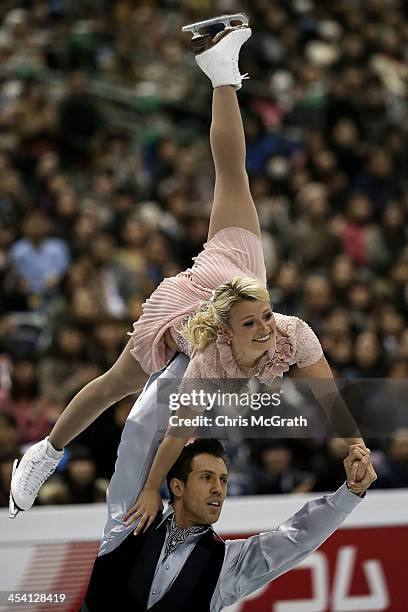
top-left (208, 85), bottom-right (261, 240)
top-left (185, 17), bottom-right (257, 239)
top-left (9, 341), bottom-right (148, 516)
top-left (49, 340), bottom-right (148, 449)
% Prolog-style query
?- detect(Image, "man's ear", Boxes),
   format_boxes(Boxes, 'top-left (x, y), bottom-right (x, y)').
top-left (170, 477), bottom-right (184, 500)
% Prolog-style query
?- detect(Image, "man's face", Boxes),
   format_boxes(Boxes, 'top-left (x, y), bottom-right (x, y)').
top-left (172, 453), bottom-right (228, 527)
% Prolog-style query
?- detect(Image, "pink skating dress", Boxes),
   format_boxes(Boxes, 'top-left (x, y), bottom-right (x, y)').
top-left (129, 227), bottom-right (323, 380)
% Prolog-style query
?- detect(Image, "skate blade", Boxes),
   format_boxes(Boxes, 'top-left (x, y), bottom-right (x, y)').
top-left (9, 459), bottom-right (21, 519)
top-left (182, 13), bottom-right (249, 38)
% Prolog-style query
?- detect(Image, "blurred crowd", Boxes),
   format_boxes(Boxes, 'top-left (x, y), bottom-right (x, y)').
top-left (1, 0), bottom-right (408, 507)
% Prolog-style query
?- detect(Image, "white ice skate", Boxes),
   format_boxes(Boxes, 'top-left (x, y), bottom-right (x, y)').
top-left (182, 13), bottom-right (252, 90)
top-left (9, 436), bottom-right (63, 518)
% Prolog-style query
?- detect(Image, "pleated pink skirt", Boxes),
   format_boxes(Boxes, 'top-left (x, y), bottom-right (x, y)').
top-left (129, 227), bottom-right (266, 373)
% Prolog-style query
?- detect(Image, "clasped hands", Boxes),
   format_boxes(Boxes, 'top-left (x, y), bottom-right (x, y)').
top-left (344, 443), bottom-right (377, 496)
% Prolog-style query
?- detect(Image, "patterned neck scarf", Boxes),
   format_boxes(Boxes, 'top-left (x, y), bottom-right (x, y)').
top-left (163, 514), bottom-right (207, 560)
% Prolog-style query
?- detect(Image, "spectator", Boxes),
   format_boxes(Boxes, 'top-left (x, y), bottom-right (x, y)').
top-left (115, 214), bottom-right (148, 277)
top-left (0, 358), bottom-right (51, 444)
top-left (84, 232), bottom-right (141, 318)
top-left (292, 184), bottom-right (339, 268)
top-left (400, 330), bottom-right (408, 361)
top-left (271, 262), bottom-right (302, 316)
top-left (375, 429), bottom-right (408, 489)
top-left (9, 210), bottom-right (70, 309)
top-left (338, 192), bottom-right (387, 270)
top-left (346, 280), bottom-right (374, 333)
top-left (37, 478), bottom-right (71, 505)
top-left (0, 412), bottom-right (20, 461)
top-left (350, 331), bottom-right (384, 378)
top-left (77, 396), bottom-right (135, 480)
top-left (58, 70), bottom-right (104, 167)
top-left (62, 447), bottom-right (108, 503)
top-left (38, 325), bottom-right (96, 405)
top-left (302, 274), bottom-right (333, 336)
top-left (0, 456), bottom-right (15, 507)
top-left (250, 442), bottom-right (313, 495)
top-left (91, 318), bottom-right (127, 370)
top-left (330, 255), bottom-right (355, 304)
top-left (12, 79), bottom-right (57, 175)
top-left (312, 438), bottom-right (350, 492)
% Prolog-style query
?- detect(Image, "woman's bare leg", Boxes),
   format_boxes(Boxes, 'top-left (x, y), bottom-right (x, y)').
top-left (49, 340), bottom-right (148, 449)
top-left (208, 85), bottom-right (260, 240)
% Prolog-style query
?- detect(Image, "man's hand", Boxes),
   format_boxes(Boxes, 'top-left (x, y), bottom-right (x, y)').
top-left (123, 487), bottom-right (163, 535)
top-left (347, 442), bottom-right (370, 485)
top-left (344, 444), bottom-right (377, 496)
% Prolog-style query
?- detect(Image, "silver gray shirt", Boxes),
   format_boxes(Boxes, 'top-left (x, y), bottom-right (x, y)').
top-left (147, 483), bottom-right (363, 610)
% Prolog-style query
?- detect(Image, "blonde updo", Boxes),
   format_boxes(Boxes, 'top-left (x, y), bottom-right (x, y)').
top-left (180, 276), bottom-right (270, 351)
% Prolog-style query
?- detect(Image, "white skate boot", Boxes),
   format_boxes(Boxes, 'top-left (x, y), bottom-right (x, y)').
top-left (9, 436), bottom-right (63, 518)
top-left (182, 13), bottom-right (252, 90)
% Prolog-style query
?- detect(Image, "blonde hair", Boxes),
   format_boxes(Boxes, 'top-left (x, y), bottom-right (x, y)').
top-left (181, 276), bottom-right (270, 351)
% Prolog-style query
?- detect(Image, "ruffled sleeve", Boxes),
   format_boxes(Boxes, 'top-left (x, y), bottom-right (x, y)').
top-left (293, 318), bottom-right (323, 368)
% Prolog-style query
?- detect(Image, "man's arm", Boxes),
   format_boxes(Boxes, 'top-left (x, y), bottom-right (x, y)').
top-left (216, 448), bottom-right (376, 609)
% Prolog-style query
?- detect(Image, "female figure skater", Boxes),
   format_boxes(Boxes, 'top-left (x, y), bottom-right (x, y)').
top-left (10, 15), bottom-right (367, 525)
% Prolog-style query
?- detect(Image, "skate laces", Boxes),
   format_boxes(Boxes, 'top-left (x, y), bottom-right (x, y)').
top-left (232, 61), bottom-right (250, 83)
top-left (19, 455), bottom-right (58, 495)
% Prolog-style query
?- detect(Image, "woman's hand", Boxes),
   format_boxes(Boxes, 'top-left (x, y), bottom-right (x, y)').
top-left (346, 443), bottom-right (371, 492)
top-left (344, 444), bottom-right (376, 495)
top-left (123, 487), bottom-right (163, 535)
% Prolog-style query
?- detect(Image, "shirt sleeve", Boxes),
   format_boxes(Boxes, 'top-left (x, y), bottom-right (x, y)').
top-left (215, 483), bottom-right (363, 609)
top-left (49, 239), bottom-right (71, 277)
top-left (294, 318), bottom-right (323, 368)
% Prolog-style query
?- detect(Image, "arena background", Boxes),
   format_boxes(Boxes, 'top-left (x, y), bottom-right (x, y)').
top-left (0, 0), bottom-right (407, 610)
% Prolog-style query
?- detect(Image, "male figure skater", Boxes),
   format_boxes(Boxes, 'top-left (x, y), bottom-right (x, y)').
top-left (79, 352), bottom-right (376, 612)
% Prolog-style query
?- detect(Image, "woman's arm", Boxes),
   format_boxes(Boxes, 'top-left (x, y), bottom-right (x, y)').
top-left (294, 355), bottom-right (369, 487)
top-left (123, 405), bottom-right (197, 534)
top-left (124, 350), bottom-right (216, 533)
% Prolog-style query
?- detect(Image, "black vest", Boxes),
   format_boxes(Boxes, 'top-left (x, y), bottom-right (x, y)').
top-left (82, 515), bottom-right (225, 612)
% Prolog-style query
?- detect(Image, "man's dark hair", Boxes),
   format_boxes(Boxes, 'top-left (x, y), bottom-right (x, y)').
top-left (166, 439), bottom-right (229, 504)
